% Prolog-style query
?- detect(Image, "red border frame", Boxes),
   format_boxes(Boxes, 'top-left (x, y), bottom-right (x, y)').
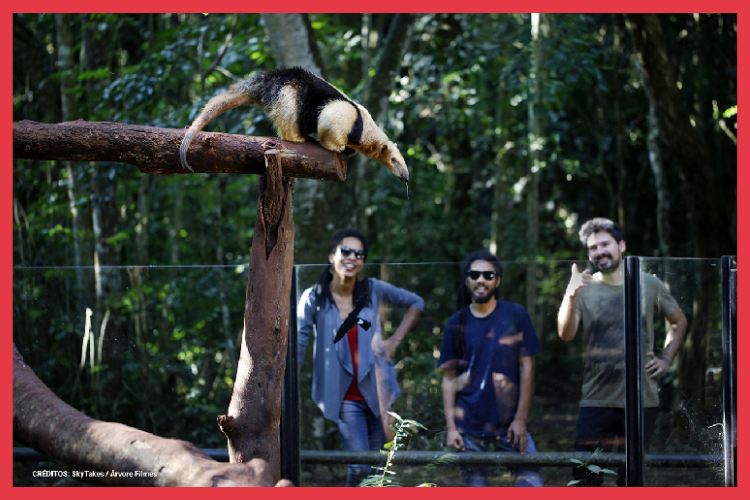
top-left (6, 3), bottom-right (744, 498)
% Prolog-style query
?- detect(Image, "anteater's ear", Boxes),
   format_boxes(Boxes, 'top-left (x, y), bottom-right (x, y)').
top-left (381, 144), bottom-right (388, 153)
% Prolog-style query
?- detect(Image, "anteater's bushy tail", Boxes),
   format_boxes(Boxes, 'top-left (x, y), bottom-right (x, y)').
top-left (179, 79), bottom-right (263, 172)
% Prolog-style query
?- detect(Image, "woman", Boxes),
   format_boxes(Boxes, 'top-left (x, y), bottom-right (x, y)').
top-left (297, 229), bottom-right (423, 486)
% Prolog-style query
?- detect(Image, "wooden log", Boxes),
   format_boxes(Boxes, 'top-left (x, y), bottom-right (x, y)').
top-left (13, 120), bottom-right (347, 182)
top-left (218, 151), bottom-right (295, 481)
top-left (12, 343), bottom-right (294, 487)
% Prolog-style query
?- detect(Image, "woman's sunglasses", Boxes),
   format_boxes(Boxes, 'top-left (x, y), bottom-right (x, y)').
top-left (340, 246), bottom-right (367, 260)
top-left (466, 270), bottom-right (496, 281)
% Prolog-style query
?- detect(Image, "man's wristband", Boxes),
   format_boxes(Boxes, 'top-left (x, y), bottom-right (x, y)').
top-left (659, 356), bottom-right (672, 366)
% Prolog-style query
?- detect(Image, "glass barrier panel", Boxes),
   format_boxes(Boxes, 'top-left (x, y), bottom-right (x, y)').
top-left (13, 259), bottom-right (730, 487)
top-left (639, 258), bottom-right (724, 487)
top-left (296, 260), bottom-right (586, 487)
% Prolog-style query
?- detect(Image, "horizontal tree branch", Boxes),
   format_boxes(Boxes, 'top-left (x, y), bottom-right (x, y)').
top-left (13, 120), bottom-right (347, 182)
top-left (13, 343), bottom-right (294, 487)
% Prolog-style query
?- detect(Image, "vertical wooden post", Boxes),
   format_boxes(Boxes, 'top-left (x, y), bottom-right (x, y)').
top-left (218, 150), bottom-right (296, 481)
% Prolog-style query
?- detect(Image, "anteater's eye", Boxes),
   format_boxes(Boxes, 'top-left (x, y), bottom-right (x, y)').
top-left (391, 158), bottom-right (397, 164)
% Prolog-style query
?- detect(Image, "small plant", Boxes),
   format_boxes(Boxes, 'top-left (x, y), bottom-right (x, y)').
top-left (358, 412), bottom-right (437, 487)
top-left (567, 447), bottom-right (617, 486)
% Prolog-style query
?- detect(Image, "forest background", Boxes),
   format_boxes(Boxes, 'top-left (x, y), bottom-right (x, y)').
top-left (12, 13), bottom-right (737, 486)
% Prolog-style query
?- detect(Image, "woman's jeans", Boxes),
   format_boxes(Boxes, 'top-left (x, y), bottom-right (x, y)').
top-left (337, 399), bottom-right (386, 486)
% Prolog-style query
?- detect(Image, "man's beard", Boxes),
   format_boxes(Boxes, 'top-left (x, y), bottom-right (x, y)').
top-left (593, 253), bottom-right (621, 274)
top-left (471, 285), bottom-right (497, 304)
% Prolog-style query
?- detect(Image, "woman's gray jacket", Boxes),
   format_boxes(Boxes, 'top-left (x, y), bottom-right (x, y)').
top-left (297, 277), bottom-right (424, 423)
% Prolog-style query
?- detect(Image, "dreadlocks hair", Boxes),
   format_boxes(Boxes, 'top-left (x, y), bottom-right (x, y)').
top-left (455, 250), bottom-right (504, 359)
top-left (578, 217), bottom-right (623, 246)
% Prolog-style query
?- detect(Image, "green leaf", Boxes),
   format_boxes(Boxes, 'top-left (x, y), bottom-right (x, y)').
top-left (602, 468), bottom-right (617, 475)
top-left (105, 231), bottom-right (130, 245)
top-left (723, 105), bottom-right (737, 118)
top-left (567, 480), bottom-right (582, 486)
top-left (587, 464), bottom-right (602, 474)
top-left (569, 458), bottom-right (584, 464)
top-left (404, 419), bottom-right (428, 431)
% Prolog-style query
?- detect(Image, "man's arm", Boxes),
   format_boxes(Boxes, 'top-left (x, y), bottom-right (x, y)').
top-left (557, 295), bottom-right (581, 342)
top-left (645, 305), bottom-right (688, 378)
top-left (558, 264), bottom-right (590, 341)
top-left (441, 368), bottom-right (464, 451)
top-left (507, 355), bottom-right (533, 454)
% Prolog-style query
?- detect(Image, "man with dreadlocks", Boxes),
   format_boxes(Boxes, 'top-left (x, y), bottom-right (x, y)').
top-left (438, 250), bottom-right (543, 487)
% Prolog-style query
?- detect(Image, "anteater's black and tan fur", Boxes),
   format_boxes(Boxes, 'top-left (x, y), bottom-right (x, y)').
top-left (180, 67), bottom-right (409, 184)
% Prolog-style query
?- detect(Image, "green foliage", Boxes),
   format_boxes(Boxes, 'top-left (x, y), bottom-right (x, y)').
top-left (358, 412), bottom-right (436, 487)
top-left (567, 447), bottom-right (617, 486)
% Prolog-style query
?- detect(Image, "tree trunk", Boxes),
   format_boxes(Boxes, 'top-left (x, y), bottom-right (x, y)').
top-left (261, 13), bottom-right (322, 74)
top-left (366, 14), bottom-right (415, 123)
top-left (490, 43), bottom-right (511, 259)
top-left (646, 102), bottom-right (671, 257)
top-left (13, 120), bottom-right (347, 182)
top-left (56, 14), bottom-right (88, 326)
top-left (526, 13), bottom-right (543, 322)
top-left (623, 13), bottom-right (734, 257)
top-left (612, 23), bottom-right (626, 230)
top-left (217, 150), bottom-right (295, 481)
top-left (13, 343), bottom-right (292, 487)
top-left (91, 161), bottom-right (121, 418)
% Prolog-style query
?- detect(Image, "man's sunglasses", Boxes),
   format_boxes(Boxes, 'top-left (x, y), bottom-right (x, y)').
top-left (466, 270), bottom-right (496, 281)
top-left (340, 246), bottom-right (367, 260)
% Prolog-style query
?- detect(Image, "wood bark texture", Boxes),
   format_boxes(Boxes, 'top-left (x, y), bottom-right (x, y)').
top-left (13, 343), bottom-right (294, 487)
top-left (624, 14), bottom-right (734, 257)
top-left (13, 120), bottom-right (347, 182)
top-left (218, 150), bottom-right (295, 481)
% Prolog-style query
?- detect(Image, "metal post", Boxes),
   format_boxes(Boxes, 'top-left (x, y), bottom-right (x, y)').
top-left (721, 255), bottom-right (737, 487)
top-left (624, 256), bottom-right (644, 486)
top-left (280, 265), bottom-right (300, 485)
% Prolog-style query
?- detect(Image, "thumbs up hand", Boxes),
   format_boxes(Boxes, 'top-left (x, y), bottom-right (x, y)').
top-left (566, 263), bottom-right (592, 297)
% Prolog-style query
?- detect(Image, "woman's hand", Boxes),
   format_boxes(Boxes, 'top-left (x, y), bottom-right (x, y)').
top-left (381, 307), bottom-right (422, 359)
top-left (382, 337), bottom-right (398, 358)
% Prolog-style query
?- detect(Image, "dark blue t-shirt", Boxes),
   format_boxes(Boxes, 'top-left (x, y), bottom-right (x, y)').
top-left (438, 301), bottom-right (542, 436)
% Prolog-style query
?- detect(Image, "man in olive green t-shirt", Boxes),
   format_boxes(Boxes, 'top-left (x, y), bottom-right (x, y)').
top-left (557, 218), bottom-right (688, 486)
